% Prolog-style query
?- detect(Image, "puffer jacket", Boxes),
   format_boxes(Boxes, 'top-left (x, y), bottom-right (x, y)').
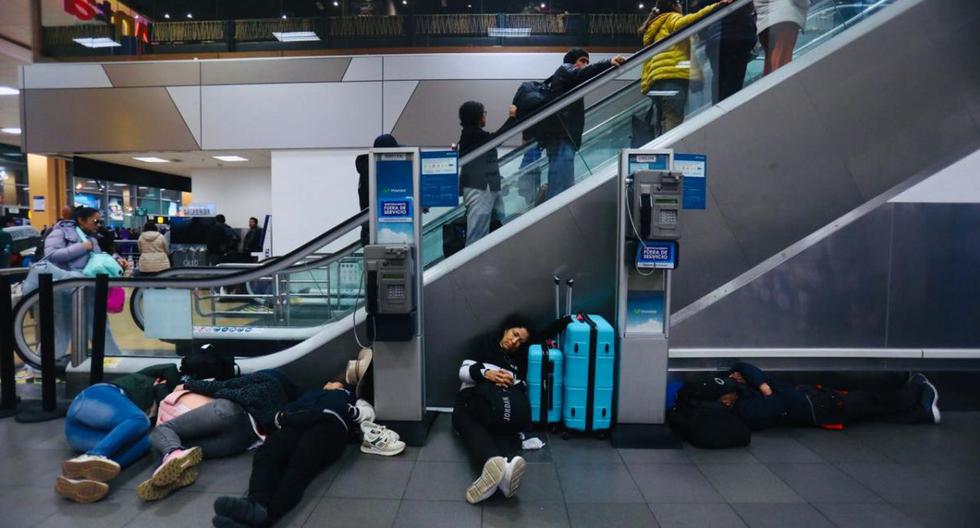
top-left (137, 230), bottom-right (170, 273)
top-left (640, 3), bottom-right (724, 93)
top-left (44, 219), bottom-right (101, 271)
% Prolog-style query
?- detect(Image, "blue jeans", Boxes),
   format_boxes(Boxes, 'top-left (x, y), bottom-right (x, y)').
top-left (463, 186), bottom-right (500, 246)
top-left (518, 147), bottom-right (543, 206)
top-left (542, 137), bottom-right (576, 199)
top-left (65, 383), bottom-right (151, 467)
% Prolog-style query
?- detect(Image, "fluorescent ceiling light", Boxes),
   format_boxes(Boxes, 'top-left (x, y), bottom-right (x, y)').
top-left (132, 156), bottom-right (170, 163)
top-left (112, 183), bottom-right (128, 187)
top-left (272, 31), bottom-right (320, 42)
top-left (1, 128), bottom-right (21, 134)
top-left (0, 87), bottom-right (18, 96)
top-left (73, 37), bottom-right (122, 48)
top-left (212, 155), bottom-right (249, 162)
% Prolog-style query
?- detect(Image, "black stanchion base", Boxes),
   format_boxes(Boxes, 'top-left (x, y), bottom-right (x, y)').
top-left (611, 423), bottom-right (682, 449)
top-left (377, 410), bottom-right (438, 447)
top-left (14, 400), bottom-right (67, 423)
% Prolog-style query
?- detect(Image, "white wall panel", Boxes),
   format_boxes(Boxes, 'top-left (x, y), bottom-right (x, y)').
top-left (201, 82), bottom-right (382, 149)
top-left (190, 167), bottom-right (271, 228)
top-left (23, 64), bottom-right (112, 89)
top-left (343, 57), bottom-right (383, 81)
top-left (270, 150), bottom-right (362, 255)
top-left (891, 148), bottom-right (980, 203)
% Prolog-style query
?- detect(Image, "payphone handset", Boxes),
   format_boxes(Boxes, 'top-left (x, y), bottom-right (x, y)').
top-left (629, 170), bottom-right (683, 241)
top-left (363, 244), bottom-right (416, 315)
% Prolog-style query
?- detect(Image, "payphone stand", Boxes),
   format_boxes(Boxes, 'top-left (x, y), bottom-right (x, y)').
top-left (611, 149), bottom-right (683, 449)
top-left (366, 147), bottom-right (435, 446)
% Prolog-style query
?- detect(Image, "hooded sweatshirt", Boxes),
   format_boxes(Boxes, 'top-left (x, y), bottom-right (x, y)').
top-left (137, 230), bottom-right (170, 273)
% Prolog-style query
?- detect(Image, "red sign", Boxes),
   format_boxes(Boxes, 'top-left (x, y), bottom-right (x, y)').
top-left (64, 0), bottom-right (149, 43)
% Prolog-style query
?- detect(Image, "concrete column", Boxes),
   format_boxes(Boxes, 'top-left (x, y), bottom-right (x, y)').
top-left (27, 154), bottom-right (67, 230)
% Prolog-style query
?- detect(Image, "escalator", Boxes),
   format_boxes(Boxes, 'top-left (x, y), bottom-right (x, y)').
top-left (13, 0), bottom-right (979, 405)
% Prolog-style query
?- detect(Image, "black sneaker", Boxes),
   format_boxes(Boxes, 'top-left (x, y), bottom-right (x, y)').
top-left (911, 373), bottom-right (940, 424)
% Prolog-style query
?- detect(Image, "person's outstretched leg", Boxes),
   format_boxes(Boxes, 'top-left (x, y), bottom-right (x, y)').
top-left (842, 382), bottom-right (924, 424)
top-left (214, 427), bottom-right (301, 527)
top-left (452, 391), bottom-right (508, 504)
top-left (64, 385), bottom-right (149, 474)
top-left (263, 420), bottom-right (347, 524)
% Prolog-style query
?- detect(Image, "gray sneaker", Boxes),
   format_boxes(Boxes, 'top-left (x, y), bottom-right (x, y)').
top-left (466, 456), bottom-right (506, 504)
top-left (911, 373), bottom-right (940, 424)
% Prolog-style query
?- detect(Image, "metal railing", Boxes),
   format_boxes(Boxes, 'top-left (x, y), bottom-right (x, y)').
top-left (235, 17), bottom-right (319, 41)
top-left (151, 20), bottom-right (226, 42)
top-left (328, 15), bottom-right (405, 38)
top-left (587, 13), bottom-right (648, 36)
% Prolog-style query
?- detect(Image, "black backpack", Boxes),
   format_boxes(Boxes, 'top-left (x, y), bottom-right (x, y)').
top-left (668, 386), bottom-right (751, 449)
top-left (512, 77), bottom-right (555, 120)
top-left (473, 382), bottom-right (531, 433)
top-left (180, 349), bottom-right (238, 381)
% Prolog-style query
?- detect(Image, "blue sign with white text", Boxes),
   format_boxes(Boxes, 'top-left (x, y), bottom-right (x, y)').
top-left (375, 154), bottom-right (415, 244)
top-left (420, 150), bottom-right (459, 208)
top-left (636, 240), bottom-right (678, 270)
top-left (674, 153), bottom-right (706, 210)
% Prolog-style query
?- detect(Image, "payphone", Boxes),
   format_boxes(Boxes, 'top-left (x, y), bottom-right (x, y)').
top-left (363, 244), bottom-right (416, 341)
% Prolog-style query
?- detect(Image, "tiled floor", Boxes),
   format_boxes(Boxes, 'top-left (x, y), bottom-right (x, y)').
top-left (1, 411), bottom-right (979, 528)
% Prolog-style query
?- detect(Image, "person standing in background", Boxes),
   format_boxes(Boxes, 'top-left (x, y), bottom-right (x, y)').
top-left (242, 217), bottom-right (264, 258)
top-left (137, 221), bottom-right (170, 275)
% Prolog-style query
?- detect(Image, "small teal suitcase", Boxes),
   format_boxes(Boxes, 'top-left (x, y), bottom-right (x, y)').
top-left (528, 341), bottom-right (563, 425)
top-left (562, 313), bottom-right (615, 434)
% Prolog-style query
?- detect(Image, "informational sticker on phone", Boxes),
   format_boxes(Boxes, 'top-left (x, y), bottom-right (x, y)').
top-left (674, 153), bottom-right (706, 210)
top-left (635, 240), bottom-right (678, 269)
top-left (629, 151), bottom-right (672, 175)
top-left (420, 150), bottom-right (459, 208)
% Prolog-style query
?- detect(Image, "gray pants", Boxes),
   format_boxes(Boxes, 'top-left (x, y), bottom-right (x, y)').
top-left (150, 399), bottom-right (258, 459)
top-left (463, 186), bottom-right (501, 247)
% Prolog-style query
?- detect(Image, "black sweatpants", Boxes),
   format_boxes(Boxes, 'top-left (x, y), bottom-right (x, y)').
top-left (452, 389), bottom-right (519, 465)
top-left (841, 385), bottom-right (923, 424)
top-left (706, 37), bottom-right (756, 104)
top-left (247, 419), bottom-right (347, 526)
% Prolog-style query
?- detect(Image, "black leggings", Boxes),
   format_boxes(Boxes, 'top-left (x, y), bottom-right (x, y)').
top-left (841, 385), bottom-right (922, 424)
top-left (247, 419), bottom-right (347, 525)
top-left (452, 389), bottom-right (519, 466)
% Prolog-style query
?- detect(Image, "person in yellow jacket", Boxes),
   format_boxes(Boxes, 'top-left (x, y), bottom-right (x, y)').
top-left (638, 0), bottom-right (733, 135)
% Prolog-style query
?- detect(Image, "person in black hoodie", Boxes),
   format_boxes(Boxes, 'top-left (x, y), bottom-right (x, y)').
top-left (211, 380), bottom-right (404, 528)
top-left (719, 361), bottom-right (941, 430)
top-left (355, 134), bottom-right (400, 245)
top-left (454, 314), bottom-right (567, 505)
top-left (458, 101), bottom-right (509, 247)
top-left (538, 49), bottom-right (625, 200)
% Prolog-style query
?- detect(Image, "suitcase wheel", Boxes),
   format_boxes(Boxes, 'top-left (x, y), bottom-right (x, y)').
top-left (561, 431), bottom-right (571, 440)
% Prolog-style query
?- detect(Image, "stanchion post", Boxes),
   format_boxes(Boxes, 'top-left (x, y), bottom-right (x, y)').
top-left (0, 275), bottom-right (18, 418)
top-left (16, 272), bottom-right (67, 422)
top-left (89, 274), bottom-right (108, 385)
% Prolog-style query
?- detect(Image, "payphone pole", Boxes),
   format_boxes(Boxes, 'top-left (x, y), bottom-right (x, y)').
top-left (612, 149), bottom-right (682, 448)
top-left (367, 147), bottom-right (433, 445)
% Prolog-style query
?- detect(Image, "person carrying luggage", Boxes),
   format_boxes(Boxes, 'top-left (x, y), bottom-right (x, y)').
top-left (211, 379), bottom-right (404, 528)
top-left (453, 314), bottom-right (538, 504)
top-left (719, 361), bottom-right (941, 430)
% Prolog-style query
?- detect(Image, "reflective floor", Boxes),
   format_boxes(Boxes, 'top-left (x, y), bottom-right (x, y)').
top-left (0, 411), bottom-right (978, 527)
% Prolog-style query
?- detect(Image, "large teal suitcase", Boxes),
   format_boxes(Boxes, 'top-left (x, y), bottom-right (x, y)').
top-left (562, 313), bottom-right (615, 434)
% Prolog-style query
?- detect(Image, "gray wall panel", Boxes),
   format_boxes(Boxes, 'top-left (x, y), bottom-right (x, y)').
top-left (200, 82), bottom-right (382, 149)
top-left (424, 180), bottom-right (618, 406)
top-left (103, 62), bottom-right (200, 87)
top-left (201, 57), bottom-right (352, 85)
top-left (671, 206), bottom-right (892, 348)
top-left (391, 80), bottom-right (524, 148)
top-left (886, 203), bottom-right (980, 348)
top-left (23, 88), bottom-right (200, 153)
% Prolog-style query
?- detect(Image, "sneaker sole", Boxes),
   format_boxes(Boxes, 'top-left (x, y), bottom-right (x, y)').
top-left (55, 476), bottom-right (109, 503)
top-left (62, 458), bottom-right (120, 482)
top-left (138, 467), bottom-right (199, 501)
top-left (151, 446), bottom-right (203, 487)
top-left (501, 458), bottom-right (527, 498)
top-left (921, 378), bottom-right (941, 424)
top-left (360, 442), bottom-right (406, 457)
top-left (466, 458), bottom-right (506, 504)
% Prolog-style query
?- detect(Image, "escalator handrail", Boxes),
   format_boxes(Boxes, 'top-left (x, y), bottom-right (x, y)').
top-left (456, 0), bottom-right (754, 167)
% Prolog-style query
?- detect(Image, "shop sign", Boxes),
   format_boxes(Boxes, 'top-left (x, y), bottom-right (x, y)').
top-left (63, 0), bottom-right (150, 43)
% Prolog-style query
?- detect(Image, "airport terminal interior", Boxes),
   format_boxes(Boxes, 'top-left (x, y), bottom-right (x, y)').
top-left (0, 0), bottom-right (979, 526)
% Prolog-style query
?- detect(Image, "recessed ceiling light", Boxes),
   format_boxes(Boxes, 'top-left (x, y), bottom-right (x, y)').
top-left (73, 37), bottom-right (122, 48)
top-left (272, 31), bottom-right (320, 42)
top-left (112, 183), bottom-right (128, 187)
top-left (164, 13), bottom-right (170, 19)
top-left (132, 156), bottom-right (170, 163)
top-left (0, 87), bottom-right (18, 96)
top-left (1, 128), bottom-right (21, 134)
top-left (212, 155), bottom-right (249, 162)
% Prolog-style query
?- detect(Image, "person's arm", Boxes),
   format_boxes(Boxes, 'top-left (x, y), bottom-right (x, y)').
top-left (44, 230), bottom-right (90, 266)
top-left (666, 0), bottom-right (729, 33)
top-left (638, 7), bottom-right (660, 36)
top-left (730, 361), bottom-right (772, 395)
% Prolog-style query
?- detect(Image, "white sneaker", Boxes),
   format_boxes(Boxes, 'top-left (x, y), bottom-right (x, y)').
top-left (499, 456), bottom-right (527, 498)
top-left (62, 454), bottom-right (120, 482)
top-left (360, 421), bottom-right (406, 456)
top-left (466, 456), bottom-right (506, 504)
top-left (355, 399), bottom-right (376, 424)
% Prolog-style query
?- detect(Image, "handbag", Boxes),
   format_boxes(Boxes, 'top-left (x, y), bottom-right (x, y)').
top-left (106, 287), bottom-right (126, 313)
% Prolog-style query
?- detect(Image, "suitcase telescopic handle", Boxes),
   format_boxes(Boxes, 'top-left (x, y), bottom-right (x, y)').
top-left (565, 278), bottom-right (574, 316)
top-left (553, 275), bottom-right (561, 321)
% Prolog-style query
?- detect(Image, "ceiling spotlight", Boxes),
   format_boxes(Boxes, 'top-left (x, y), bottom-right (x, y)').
top-left (281, 14), bottom-right (287, 19)
top-left (402, 0), bottom-right (407, 4)
top-left (639, 3), bottom-right (645, 8)
top-left (333, 1), bottom-right (339, 6)
top-left (163, 13), bottom-right (170, 19)
top-left (132, 156), bottom-right (170, 163)
top-left (540, 2), bottom-right (545, 8)
top-left (186, 13), bottom-right (193, 19)
top-left (212, 155), bottom-right (249, 162)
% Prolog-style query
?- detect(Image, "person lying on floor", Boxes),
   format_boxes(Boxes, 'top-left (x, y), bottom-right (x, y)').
top-left (56, 363), bottom-right (180, 503)
top-left (134, 369), bottom-right (301, 501)
top-left (211, 378), bottom-right (405, 528)
top-left (719, 361), bottom-right (941, 430)
top-left (453, 314), bottom-right (548, 505)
